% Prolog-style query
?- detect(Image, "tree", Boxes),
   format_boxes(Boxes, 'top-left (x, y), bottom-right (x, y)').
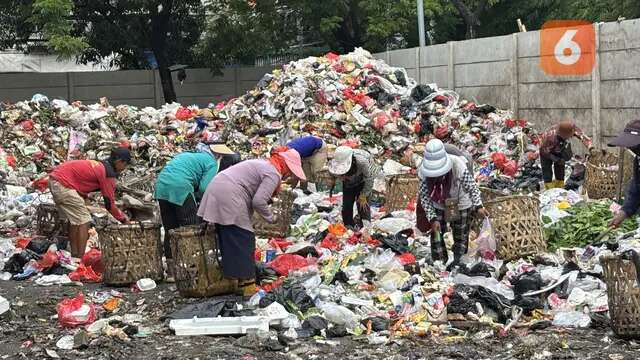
top-left (4, 0), bottom-right (206, 103)
top-left (447, 0), bottom-right (500, 39)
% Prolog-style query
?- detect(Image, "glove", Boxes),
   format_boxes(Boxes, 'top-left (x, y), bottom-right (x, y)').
top-left (357, 194), bottom-right (368, 207)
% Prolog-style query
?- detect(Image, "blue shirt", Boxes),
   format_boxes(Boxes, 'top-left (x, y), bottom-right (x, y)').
top-left (287, 136), bottom-right (323, 158)
top-left (154, 152), bottom-right (218, 205)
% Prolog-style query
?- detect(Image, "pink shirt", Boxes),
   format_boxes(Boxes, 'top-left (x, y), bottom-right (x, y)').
top-left (197, 159), bottom-right (281, 232)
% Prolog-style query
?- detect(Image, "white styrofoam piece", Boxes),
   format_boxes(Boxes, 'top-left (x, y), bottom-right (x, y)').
top-left (169, 316), bottom-right (269, 336)
top-left (0, 296), bottom-right (9, 315)
top-left (254, 302), bottom-right (290, 325)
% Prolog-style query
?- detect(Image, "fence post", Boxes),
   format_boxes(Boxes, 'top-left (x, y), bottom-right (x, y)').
top-left (152, 70), bottom-right (161, 107)
top-left (415, 47), bottom-right (421, 84)
top-left (447, 42), bottom-right (455, 90)
top-left (511, 33), bottom-right (519, 119)
top-left (66, 72), bottom-right (74, 102)
top-left (591, 22), bottom-right (602, 149)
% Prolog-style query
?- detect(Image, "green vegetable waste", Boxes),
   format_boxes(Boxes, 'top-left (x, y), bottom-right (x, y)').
top-left (544, 201), bottom-right (637, 251)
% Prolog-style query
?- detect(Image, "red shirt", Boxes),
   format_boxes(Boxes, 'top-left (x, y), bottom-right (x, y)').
top-left (49, 160), bottom-right (126, 222)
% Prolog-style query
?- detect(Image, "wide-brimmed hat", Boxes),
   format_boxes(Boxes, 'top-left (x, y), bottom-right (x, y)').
top-left (329, 146), bottom-right (354, 175)
top-left (209, 144), bottom-right (235, 155)
top-left (609, 120), bottom-right (640, 148)
top-left (279, 149), bottom-right (306, 181)
top-left (418, 139), bottom-right (452, 180)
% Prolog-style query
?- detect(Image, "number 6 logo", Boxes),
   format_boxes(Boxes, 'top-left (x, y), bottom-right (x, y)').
top-left (541, 20), bottom-right (595, 76)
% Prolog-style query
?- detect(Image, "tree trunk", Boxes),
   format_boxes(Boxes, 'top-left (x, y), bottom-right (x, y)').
top-left (151, 0), bottom-right (177, 103)
top-left (449, 0), bottom-right (487, 39)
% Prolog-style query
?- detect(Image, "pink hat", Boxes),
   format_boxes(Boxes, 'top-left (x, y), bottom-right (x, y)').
top-left (279, 149), bottom-right (307, 181)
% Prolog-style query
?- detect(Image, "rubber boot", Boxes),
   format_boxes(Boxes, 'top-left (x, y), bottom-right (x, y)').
top-left (554, 180), bottom-right (565, 189)
top-left (544, 182), bottom-right (555, 190)
top-left (165, 259), bottom-right (175, 283)
top-left (237, 279), bottom-right (257, 297)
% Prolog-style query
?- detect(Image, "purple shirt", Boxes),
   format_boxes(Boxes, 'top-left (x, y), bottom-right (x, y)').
top-left (287, 136), bottom-right (323, 158)
top-left (197, 159), bottom-right (281, 232)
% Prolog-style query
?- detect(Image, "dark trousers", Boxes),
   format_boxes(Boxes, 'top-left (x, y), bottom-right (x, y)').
top-left (215, 224), bottom-right (255, 279)
top-left (541, 156), bottom-right (565, 182)
top-left (159, 195), bottom-right (200, 259)
top-left (430, 208), bottom-right (472, 264)
top-left (342, 183), bottom-right (371, 228)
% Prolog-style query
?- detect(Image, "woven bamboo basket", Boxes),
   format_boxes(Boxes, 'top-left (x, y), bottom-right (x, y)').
top-left (600, 255), bottom-right (640, 339)
top-left (314, 169), bottom-right (336, 192)
top-left (483, 195), bottom-right (547, 260)
top-left (253, 189), bottom-right (294, 238)
top-left (585, 150), bottom-right (634, 200)
top-left (169, 225), bottom-right (238, 298)
top-left (479, 187), bottom-right (509, 203)
top-left (99, 222), bottom-right (163, 285)
top-left (385, 173), bottom-right (419, 213)
top-left (36, 203), bottom-right (68, 236)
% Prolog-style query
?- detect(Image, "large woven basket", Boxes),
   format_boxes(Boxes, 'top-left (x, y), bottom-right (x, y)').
top-left (385, 173), bottom-right (419, 213)
top-left (585, 150), bottom-right (634, 200)
top-left (479, 187), bottom-right (509, 203)
top-left (169, 225), bottom-right (238, 298)
top-left (36, 203), bottom-right (68, 236)
top-left (601, 255), bottom-right (640, 339)
top-left (99, 222), bottom-right (163, 286)
top-left (253, 189), bottom-right (294, 238)
top-left (483, 195), bottom-right (547, 260)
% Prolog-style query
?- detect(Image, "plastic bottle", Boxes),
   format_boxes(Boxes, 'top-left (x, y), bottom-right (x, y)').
top-left (248, 290), bottom-right (266, 306)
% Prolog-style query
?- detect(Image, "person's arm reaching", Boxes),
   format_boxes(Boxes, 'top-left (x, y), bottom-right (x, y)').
top-left (573, 126), bottom-right (593, 149)
top-left (97, 174), bottom-right (127, 223)
top-left (252, 173), bottom-right (280, 223)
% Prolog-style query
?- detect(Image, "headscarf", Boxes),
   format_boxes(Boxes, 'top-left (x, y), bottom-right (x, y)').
top-left (269, 146), bottom-right (291, 177)
top-left (426, 171), bottom-right (452, 205)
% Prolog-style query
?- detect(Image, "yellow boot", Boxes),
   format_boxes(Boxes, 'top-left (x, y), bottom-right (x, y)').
top-left (544, 182), bottom-right (555, 190)
top-left (554, 180), bottom-right (565, 189)
top-left (237, 279), bottom-right (257, 297)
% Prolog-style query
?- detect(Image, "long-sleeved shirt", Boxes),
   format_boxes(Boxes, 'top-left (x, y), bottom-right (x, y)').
top-left (49, 160), bottom-right (125, 222)
top-left (154, 152), bottom-right (218, 206)
top-left (540, 124), bottom-right (592, 160)
top-left (419, 157), bottom-right (483, 222)
top-left (197, 159), bottom-right (281, 232)
top-left (287, 136), bottom-right (324, 158)
top-left (342, 149), bottom-right (382, 198)
top-left (623, 156), bottom-right (640, 216)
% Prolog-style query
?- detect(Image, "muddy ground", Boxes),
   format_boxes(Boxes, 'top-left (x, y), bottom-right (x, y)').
top-left (0, 281), bottom-right (638, 360)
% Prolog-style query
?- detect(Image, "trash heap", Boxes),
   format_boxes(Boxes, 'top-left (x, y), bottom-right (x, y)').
top-left (212, 48), bottom-right (542, 190)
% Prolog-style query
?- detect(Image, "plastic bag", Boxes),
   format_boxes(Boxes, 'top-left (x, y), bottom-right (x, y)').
top-left (81, 248), bottom-right (104, 274)
top-left (35, 251), bottom-right (59, 271)
top-left (320, 234), bottom-right (342, 251)
top-left (552, 311), bottom-right (591, 328)
top-left (491, 152), bottom-right (507, 169)
top-left (320, 302), bottom-right (358, 328)
top-left (327, 224), bottom-right (347, 236)
top-left (68, 264), bottom-right (102, 283)
top-left (474, 218), bottom-right (497, 258)
top-left (268, 254), bottom-right (315, 276)
top-left (56, 293), bottom-right (96, 328)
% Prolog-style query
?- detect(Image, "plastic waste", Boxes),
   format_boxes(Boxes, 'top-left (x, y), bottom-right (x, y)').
top-left (69, 264), bottom-right (102, 283)
top-left (552, 311), bottom-right (591, 328)
top-left (451, 273), bottom-right (515, 300)
top-left (378, 269), bottom-right (411, 292)
top-left (320, 302), bottom-right (358, 328)
top-left (56, 293), bottom-right (96, 328)
top-left (55, 335), bottom-right (74, 350)
top-left (473, 218), bottom-right (497, 258)
top-left (136, 278), bottom-right (156, 291)
top-left (268, 254), bottom-right (315, 276)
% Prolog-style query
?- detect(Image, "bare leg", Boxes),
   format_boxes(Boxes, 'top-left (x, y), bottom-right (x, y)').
top-left (76, 223), bottom-right (90, 257)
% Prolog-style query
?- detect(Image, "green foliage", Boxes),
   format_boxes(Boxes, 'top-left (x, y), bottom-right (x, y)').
top-left (544, 201), bottom-right (637, 251)
top-left (30, 0), bottom-right (88, 59)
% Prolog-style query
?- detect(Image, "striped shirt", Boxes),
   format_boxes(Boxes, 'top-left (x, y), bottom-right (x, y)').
top-left (419, 168), bottom-right (482, 222)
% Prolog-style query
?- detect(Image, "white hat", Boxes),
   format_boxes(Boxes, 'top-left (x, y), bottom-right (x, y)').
top-left (418, 139), bottom-right (452, 179)
top-left (329, 146), bottom-right (354, 175)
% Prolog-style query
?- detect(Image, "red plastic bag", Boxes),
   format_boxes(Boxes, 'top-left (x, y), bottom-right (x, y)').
top-left (175, 106), bottom-right (196, 120)
top-left (56, 293), bottom-right (96, 328)
top-left (320, 234), bottom-right (342, 251)
top-left (268, 254), bottom-right (314, 276)
top-left (15, 237), bottom-right (32, 249)
top-left (347, 232), bottom-right (362, 245)
top-left (435, 125), bottom-right (449, 139)
top-left (69, 264), bottom-right (102, 283)
top-left (397, 253), bottom-right (416, 265)
top-left (491, 152), bottom-right (507, 169)
top-left (325, 52), bottom-right (340, 61)
top-left (35, 251), bottom-right (59, 271)
top-left (31, 177), bottom-right (49, 192)
top-left (81, 248), bottom-right (104, 274)
top-left (502, 160), bottom-right (518, 177)
top-left (268, 238), bottom-right (292, 251)
top-left (373, 112), bottom-right (388, 131)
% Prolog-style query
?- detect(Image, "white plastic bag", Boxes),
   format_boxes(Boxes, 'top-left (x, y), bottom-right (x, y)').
top-left (474, 218), bottom-right (497, 256)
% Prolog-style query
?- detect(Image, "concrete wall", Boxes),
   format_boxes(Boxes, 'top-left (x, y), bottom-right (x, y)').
top-left (373, 18), bottom-right (640, 148)
top-left (0, 66), bottom-right (274, 108)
